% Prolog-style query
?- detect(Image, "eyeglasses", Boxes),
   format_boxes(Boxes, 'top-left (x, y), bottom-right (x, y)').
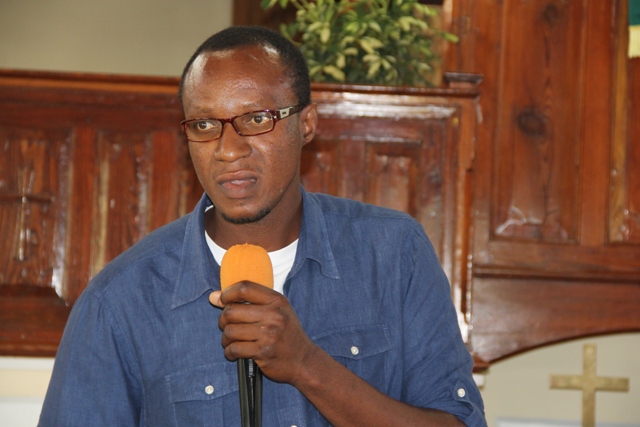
top-left (180, 105), bottom-right (305, 142)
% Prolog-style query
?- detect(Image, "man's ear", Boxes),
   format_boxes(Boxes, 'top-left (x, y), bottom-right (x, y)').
top-left (299, 103), bottom-right (318, 146)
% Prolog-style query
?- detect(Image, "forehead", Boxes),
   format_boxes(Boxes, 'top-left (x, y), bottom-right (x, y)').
top-left (182, 45), bottom-right (294, 114)
top-left (192, 44), bottom-right (283, 76)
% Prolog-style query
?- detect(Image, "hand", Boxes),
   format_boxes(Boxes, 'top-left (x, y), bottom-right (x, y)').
top-left (210, 284), bottom-right (466, 427)
top-left (209, 282), bottom-right (318, 384)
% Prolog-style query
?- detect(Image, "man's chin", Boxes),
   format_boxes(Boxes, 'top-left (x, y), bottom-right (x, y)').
top-left (220, 208), bottom-right (271, 225)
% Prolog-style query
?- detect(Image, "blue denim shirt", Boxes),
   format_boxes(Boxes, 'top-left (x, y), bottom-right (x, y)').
top-left (39, 189), bottom-right (486, 426)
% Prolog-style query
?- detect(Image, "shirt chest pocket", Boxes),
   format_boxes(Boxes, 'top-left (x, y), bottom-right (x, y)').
top-left (313, 323), bottom-right (393, 393)
top-left (165, 362), bottom-right (239, 427)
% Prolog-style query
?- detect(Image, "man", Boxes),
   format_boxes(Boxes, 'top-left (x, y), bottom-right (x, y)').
top-left (39, 26), bottom-right (486, 426)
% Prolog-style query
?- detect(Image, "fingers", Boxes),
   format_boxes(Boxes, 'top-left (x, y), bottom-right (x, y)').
top-left (212, 281), bottom-right (286, 359)
top-left (219, 302), bottom-right (273, 329)
top-left (208, 281), bottom-right (277, 308)
top-left (219, 307), bottom-right (282, 362)
top-left (221, 320), bottom-right (287, 361)
top-left (220, 323), bottom-right (261, 360)
top-left (224, 341), bottom-right (260, 362)
top-left (219, 281), bottom-right (276, 305)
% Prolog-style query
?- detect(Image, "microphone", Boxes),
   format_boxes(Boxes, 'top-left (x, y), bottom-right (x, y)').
top-left (220, 244), bottom-right (273, 427)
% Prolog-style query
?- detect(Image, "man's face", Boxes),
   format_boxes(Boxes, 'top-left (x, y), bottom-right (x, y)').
top-left (181, 45), bottom-right (316, 225)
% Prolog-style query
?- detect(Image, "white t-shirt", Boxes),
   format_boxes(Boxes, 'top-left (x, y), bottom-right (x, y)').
top-left (205, 231), bottom-right (298, 295)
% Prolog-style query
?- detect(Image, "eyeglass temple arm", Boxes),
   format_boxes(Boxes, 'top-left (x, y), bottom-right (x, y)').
top-left (277, 105), bottom-right (303, 119)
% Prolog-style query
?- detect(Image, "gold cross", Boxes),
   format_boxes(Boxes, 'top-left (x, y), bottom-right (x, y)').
top-left (550, 343), bottom-right (629, 427)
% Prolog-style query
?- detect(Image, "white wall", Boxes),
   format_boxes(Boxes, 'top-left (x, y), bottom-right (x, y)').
top-left (0, 0), bottom-right (232, 77)
top-left (1, 1), bottom-right (639, 426)
top-left (0, 357), bottom-right (53, 427)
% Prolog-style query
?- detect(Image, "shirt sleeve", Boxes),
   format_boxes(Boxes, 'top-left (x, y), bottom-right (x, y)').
top-left (400, 225), bottom-right (487, 427)
top-left (38, 288), bottom-right (143, 426)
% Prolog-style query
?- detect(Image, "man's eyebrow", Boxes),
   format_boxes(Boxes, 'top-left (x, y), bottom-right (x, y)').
top-left (189, 104), bottom-right (272, 118)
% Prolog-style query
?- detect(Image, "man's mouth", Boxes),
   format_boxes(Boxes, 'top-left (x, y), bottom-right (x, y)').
top-left (216, 171), bottom-right (257, 197)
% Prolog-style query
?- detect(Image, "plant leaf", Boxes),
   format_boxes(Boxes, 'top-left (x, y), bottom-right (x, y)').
top-left (323, 65), bottom-right (346, 81)
top-left (368, 21), bottom-right (382, 33)
top-left (261, 0), bottom-right (278, 9)
top-left (320, 27), bottom-right (331, 44)
top-left (367, 60), bottom-right (381, 79)
top-left (308, 22), bottom-right (323, 32)
top-left (359, 38), bottom-right (374, 54)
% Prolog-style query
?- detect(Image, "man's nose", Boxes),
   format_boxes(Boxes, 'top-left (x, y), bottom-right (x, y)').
top-left (213, 122), bottom-right (251, 162)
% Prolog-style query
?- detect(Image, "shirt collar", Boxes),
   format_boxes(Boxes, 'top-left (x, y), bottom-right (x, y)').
top-left (171, 188), bottom-right (340, 309)
top-left (292, 188), bottom-right (340, 281)
top-left (171, 193), bottom-right (217, 309)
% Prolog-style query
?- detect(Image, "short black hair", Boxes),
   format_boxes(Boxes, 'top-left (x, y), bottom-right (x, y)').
top-left (179, 26), bottom-right (310, 107)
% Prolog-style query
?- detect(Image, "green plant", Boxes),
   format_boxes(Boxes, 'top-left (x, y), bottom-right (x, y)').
top-left (261, 0), bottom-right (458, 86)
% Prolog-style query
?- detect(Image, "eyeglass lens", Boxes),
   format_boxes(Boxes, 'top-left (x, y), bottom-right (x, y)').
top-left (185, 111), bottom-right (275, 142)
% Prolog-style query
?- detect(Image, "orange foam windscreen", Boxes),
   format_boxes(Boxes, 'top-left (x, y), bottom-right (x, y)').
top-left (220, 243), bottom-right (274, 291)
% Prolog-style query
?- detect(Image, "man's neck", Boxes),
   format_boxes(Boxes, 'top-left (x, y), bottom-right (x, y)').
top-left (205, 199), bottom-right (303, 252)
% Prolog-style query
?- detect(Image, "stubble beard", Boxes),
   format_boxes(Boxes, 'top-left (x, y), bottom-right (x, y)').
top-left (220, 207), bottom-right (272, 225)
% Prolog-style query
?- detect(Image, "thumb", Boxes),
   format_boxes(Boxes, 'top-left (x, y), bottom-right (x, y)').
top-left (209, 290), bottom-right (224, 308)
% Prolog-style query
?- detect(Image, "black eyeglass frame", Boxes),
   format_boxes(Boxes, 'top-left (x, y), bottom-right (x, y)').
top-left (180, 104), bottom-right (305, 142)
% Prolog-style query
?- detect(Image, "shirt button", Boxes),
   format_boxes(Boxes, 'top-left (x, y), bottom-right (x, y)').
top-left (457, 388), bottom-right (466, 398)
top-left (205, 385), bottom-right (215, 395)
top-left (350, 346), bottom-right (359, 355)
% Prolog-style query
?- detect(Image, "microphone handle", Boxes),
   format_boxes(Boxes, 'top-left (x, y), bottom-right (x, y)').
top-left (238, 358), bottom-right (263, 427)
top-left (238, 359), bottom-right (251, 427)
top-left (254, 365), bottom-right (263, 427)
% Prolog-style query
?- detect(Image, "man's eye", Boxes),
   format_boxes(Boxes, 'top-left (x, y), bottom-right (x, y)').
top-left (196, 121), bottom-right (215, 131)
top-left (247, 114), bottom-right (271, 125)
top-left (246, 113), bottom-right (273, 126)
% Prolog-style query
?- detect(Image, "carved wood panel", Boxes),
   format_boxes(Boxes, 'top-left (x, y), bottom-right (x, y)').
top-left (493, 0), bottom-right (584, 243)
top-left (0, 72), bottom-right (202, 355)
top-left (447, 0), bottom-right (640, 365)
top-left (611, 10), bottom-right (640, 244)
top-left (305, 107), bottom-right (457, 258)
top-left (0, 133), bottom-right (66, 287)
